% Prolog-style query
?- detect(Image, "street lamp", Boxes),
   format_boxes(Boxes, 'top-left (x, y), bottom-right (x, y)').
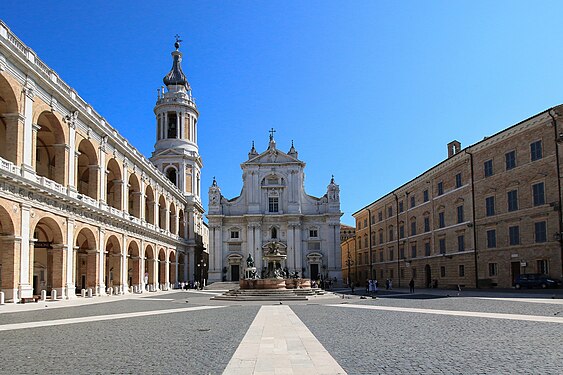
top-left (197, 258), bottom-right (206, 289)
top-left (345, 248), bottom-right (354, 287)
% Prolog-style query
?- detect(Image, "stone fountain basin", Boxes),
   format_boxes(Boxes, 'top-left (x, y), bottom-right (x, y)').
top-left (240, 278), bottom-right (311, 290)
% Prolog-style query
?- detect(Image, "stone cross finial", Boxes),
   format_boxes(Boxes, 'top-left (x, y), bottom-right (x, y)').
top-left (174, 34), bottom-right (182, 50)
top-left (269, 128), bottom-right (276, 141)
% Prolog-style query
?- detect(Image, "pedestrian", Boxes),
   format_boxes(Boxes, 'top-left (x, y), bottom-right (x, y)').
top-left (389, 279), bottom-right (393, 290)
top-left (409, 278), bottom-right (415, 293)
top-left (385, 279), bottom-right (390, 290)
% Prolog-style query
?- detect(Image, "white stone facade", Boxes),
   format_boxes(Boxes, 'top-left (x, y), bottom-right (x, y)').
top-left (207, 136), bottom-right (342, 283)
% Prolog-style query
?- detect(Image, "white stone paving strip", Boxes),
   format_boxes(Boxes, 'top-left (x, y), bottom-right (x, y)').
top-left (0, 305), bottom-right (225, 332)
top-left (475, 297), bottom-right (563, 305)
top-left (223, 305), bottom-right (346, 375)
top-left (328, 304), bottom-right (563, 323)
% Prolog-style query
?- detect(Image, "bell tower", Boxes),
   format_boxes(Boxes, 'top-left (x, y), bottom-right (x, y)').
top-left (151, 36), bottom-right (202, 202)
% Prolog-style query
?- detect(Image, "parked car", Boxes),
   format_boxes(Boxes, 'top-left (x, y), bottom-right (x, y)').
top-left (514, 274), bottom-right (562, 289)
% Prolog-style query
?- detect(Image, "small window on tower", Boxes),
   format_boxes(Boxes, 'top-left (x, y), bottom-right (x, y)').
top-left (167, 113), bottom-right (177, 138)
top-left (166, 168), bottom-right (177, 186)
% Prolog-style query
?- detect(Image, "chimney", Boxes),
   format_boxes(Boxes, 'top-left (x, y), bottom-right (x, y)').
top-left (447, 140), bottom-right (461, 158)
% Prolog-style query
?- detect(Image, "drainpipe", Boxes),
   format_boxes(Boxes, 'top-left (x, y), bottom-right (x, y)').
top-left (465, 149), bottom-right (479, 288)
top-left (392, 192), bottom-right (401, 287)
top-left (548, 109), bottom-right (563, 278)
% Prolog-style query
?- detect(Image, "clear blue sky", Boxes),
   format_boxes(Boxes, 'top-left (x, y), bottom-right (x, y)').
top-left (3, 1), bottom-right (563, 225)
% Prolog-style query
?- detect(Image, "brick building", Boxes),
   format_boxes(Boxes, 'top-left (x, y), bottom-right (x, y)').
top-left (350, 107), bottom-right (563, 289)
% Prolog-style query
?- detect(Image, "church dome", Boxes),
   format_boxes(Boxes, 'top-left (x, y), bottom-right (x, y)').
top-left (163, 40), bottom-right (190, 89)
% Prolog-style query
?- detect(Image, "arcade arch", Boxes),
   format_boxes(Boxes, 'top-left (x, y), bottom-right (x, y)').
top-left (158, 195), bottom-right (167, 231)
top-left (127, 241), bottom-right (141, 290)
top-left (75, 227), bottom-right (97, 293)
top-left (145, 186), bottom-right (155, 225)
top-left (31, 216), bottom-right (64, 296)
top-left (0, 74), bottom-right (19, 164)
top-left (106, 158), bottom-right (122, 210)
top-left (169, 202), bottom-right (177, 235)
top-left (0, 205), bottom-right (17, 300)
top-left (76, 139), bottom-right (99, 199)
top-left (105, 235), bottom-right (122, 292)
top-left (128, 173), bottom-right (141, 218)
top-left (35, 111), bottom-right (66, 185)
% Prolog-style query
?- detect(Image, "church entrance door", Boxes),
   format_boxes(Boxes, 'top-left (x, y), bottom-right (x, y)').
top-left (310, 264), bottom-right (319, 281)
top-left (231, 265), bottom-right (240, 282)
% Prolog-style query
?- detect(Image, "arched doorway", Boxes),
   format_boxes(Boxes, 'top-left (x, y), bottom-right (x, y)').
top-left (0, 74), bottom-right (20, 164)
top-left (128, 174), bottom-right (141, 218)
top-left (227, 254), bottom-right (243, 282)
top-left (145, 245), bottom-right (155, 291)
top-left (169, 251), bottom-right (176, 288)
top-left (77, 139), bottom-right (99, 200)
top-left (127, 241), bottom-right (141, 292)
top-left (425, 264), bottom-right (432, 289)
top-left (75, 227), bottom-right (97, 294)
top-left (158, 248), bottom-right (166, 289)
top-left (145, 185), bottom-right (155, 225)
top-left (106, 159), bottom-right (122, 210)
top-left (32, 217), bottom-right (65, 297)
top-left (105, 235), bottom-right (122, 293)
top-left (35, 112), bottom-right (66, 185)
top-left (0, 205), bottom-right (17, 301)
top-left (166, 167), bottom-right (177, 187)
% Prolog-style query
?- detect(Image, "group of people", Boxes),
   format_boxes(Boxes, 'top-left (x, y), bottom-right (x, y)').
top-left (178, 281), bottom-right (202, 290)
top-left (365, 278), bottom-right (394, 293)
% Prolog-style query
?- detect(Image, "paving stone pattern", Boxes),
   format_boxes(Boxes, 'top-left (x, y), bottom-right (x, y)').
top-left (292, 301), bottom-right (563, 374)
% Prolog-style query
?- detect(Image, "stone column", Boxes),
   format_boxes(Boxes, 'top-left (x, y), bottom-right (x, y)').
top-left (287, 223), bottom-right (295, 274)
top-left (140, 239), bottom-right (145, 292)
top-left (121, 234), bottom-right (128, 294)
top-left (65, 219), bottom-right (76, 299)
top-left (31, 124), bottom-right (40, 169)
top-left (174, 258), bottom-right (179, 286)
top-left (165, 253), bottom-right (170, 290)
top-left (183, 252), bottom-right (189, 283)
top-left (254, 225), bottom-right (262, 272)
top-left (122, 160), bottom-right (129, 214)
top-left (18, 204), bottom-right (33, 299)
top-left (21, 80), bottom-right (35, 178)
top-left (294, 223), bottom-right (303, 275)
top-left (66, 113), bottom-right (77, 195)
top-left (97, 228), bottom-right (106, 295)
top-left (50, 244), bottom-right (66, 299)
top-left (98, 140), bottom-right (107, 204)
top-left (0, 235), bottom-right (21, 301)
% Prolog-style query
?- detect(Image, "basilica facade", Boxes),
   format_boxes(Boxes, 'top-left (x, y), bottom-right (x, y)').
top-left (0, 21), bottom-right (205, 302)
top-left (207, 134), bottom-right (342, 283)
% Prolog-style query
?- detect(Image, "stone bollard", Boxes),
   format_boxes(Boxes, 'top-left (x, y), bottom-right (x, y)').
top-left (41, 290), bottom-right (47, 301)
top-left (81, 289), bottom-right (86, 298)
top-left (87, 288), bottom-right (93, 298)
top-left (51, 290), bottom-right (57, 301)
top-left (114, 286), bottom-right (119, 295)
top-left (0, 291), bottom-right (4, 305)
top-left (108, 288), bottom-right (113, 296)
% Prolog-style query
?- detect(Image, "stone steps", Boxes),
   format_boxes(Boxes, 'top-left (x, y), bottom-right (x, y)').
top-left (211, 287), bottom-right (329, 301)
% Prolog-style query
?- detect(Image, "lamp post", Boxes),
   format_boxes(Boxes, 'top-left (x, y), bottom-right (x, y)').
top-left (197, 258), bottom-right (207, 289)
top-left (345, 247), bottom-right (354, 287)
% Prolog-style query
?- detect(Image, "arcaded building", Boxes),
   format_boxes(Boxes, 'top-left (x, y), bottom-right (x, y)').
top-left (207, 135), bottom-right (343, 283)
top-left (351, 107), bottom-right (563, 289)
top-left (0, 21), bottom-right (205, 302)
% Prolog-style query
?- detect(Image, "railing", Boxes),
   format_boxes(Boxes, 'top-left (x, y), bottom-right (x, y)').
top-left (36, 175), bottom-right (67, 195)
top-left (0, 157), bottom-right (21, 175)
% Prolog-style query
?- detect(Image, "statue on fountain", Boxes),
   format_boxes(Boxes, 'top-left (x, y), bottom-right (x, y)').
top-left (246, 253), bottom-right (255, 268)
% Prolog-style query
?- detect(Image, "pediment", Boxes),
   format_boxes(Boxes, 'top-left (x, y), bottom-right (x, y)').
top-left (244, 148), bottom-right (302, 165)
top-left (152, 149), bottom-right (185, 157)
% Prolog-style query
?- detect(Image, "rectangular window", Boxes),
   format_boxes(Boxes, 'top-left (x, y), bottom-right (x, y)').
top-left (532, 182), bottom-right (545, 206)
top-left (484, 159), bottom-right (493, 177)
top-left (412, 268), bottom-right (417, 279)
top-left (485, 196), bottom-right (495, 216)
top-left (268, 197), bottom-right (279, 213)
top-left (411, 221), bottom-right (417, 236)
top-left (230, 231), bottom-right (239, 239)
top-left (399, 201), bottom-right (404, 213)
top-left (389, 228), bottom-right (394, 241)
top-left (438, 212), bottom-right (445, 228)
top-left (487, 229), bottom-right (497, 248)
top-left (399, 246), bottom-right (405, 259)
top-left (509, 226), bottom-right (520, 246)
top-left (535, 221), bottom-right (547, 243)
top-left (400, 268), bottom-right (405, 279)
top-left (455, 173), bottom-right (462, 188)
top-left (425, 242), bottom-right (431, 256)
top-left (530, 140), bottom-right (543, 161)
top-left (507, 190), bottom-right (518, 212)
top-left (457, 235), bottom-right (465, 252)
top-left (399, 225), bottom-right (405, 239)
top-left (437, 181), bottom-right (444, 196)
top-left (379, 231), bottom-right (383, 244)
top-left (364, 219), bottom-right (368, 228)
top-left (388, 206), bottom-right (393, 218)
top-left (371, 215), bottom-right (375, 224)
top-left (410, 195), bottom-right (415, 208)
top-left (364, 236), bottom-right (368, 248)
top-left (309, 229), bottom-right (318, 238)
top-left (439, 238), bottom-right (446, 254)
top-left (537, 259), bottom-right (548, 274)
top-left (390, 269), bottom-right (394, 278)
top-left (505, 151), bottom-right (516, 170)
top-left (378, 211), bottom-right (383, 221)
top-left (411, 243), bottom-right (417, 258)
top-left (423, 189), bottom-right (429, 202)
top-left (364, 253), bottom-right (368, 265)
top-left (389, 248), bottom-right (394, 261)
top-left (488, 263), bottom-right (498, 276)
top-left (379, 250), bottom-right (384, 262)
top-left (457, 205), bottom-right (464, 223)
top-left (459, 265), bottom-right (465, 277)
top-left (440, 266), bottom-right (446, 277)
top-left (424, 217), bottom-right (430, 232)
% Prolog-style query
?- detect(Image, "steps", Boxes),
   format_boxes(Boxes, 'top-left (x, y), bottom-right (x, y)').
top-left (211, 287), bottom-right (329, 301)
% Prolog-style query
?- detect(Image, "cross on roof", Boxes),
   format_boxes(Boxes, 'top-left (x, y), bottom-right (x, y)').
top-left (174, 34), bottom-right (183, 50)
top-left (269, 128), bottom-right (276, 141)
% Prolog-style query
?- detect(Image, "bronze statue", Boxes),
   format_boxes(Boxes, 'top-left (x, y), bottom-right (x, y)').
top-left (246, 253), bottom-right (255, 268)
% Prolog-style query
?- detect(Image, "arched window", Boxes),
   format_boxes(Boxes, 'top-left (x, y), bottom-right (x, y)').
top-left (166, 168), bottom-right (177, 186)
top-left (271, 227), bottom-right (277, 239)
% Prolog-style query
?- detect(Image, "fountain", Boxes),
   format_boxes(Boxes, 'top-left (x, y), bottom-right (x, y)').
top-left (239, 242), bottom-right (311, 290)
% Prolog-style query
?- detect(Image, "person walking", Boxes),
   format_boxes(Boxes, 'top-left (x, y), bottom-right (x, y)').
top-left (409, 278), bottom-right (415, 293)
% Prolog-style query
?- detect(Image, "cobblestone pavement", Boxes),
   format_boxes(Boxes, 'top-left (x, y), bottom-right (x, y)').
top-left (0, 290), bottom-right (562, 374)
